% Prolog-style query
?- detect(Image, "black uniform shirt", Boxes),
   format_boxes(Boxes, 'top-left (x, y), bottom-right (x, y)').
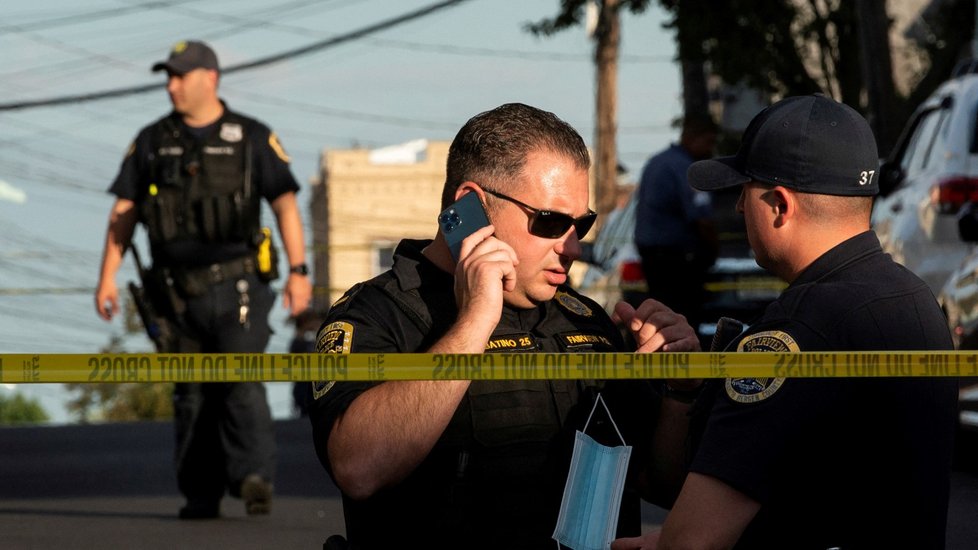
top-left (689, 231), bottom-right (958, 549)
top-left (109, 104), bottom-right (299, 265)
top-left (309, 239), bottom-right (659, 550)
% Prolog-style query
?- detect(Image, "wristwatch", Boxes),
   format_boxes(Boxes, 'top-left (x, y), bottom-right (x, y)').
top-left (289, 263), bottom-right (309, 276)
top-left (661, 381), bottom-right (703, 404)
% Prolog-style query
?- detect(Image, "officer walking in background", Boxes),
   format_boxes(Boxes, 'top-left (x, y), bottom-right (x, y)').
top-left (613, 95), bottom-right (959, 549)
top-left (94, 40), bottom-right (312, 519)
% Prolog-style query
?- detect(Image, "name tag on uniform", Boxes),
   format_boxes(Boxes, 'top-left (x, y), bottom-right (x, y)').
top-left (485, 333), bottom-right (537, 351)
top-left (558, 332), bottom-right (615, 352)
top-left (203, 145), bottom-right (235, 155)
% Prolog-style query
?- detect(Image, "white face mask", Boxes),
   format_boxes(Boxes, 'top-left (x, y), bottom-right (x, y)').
top-left (552, 393), bottom-right (632, 550)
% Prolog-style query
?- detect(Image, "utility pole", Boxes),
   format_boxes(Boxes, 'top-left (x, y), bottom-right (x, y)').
top-left (973, 0), bottom-right (978, 59)
top-left (680, 58), bottom-right (710, 121)
top-left (311, 154), bottom-right (331, 314)
top-left (593, 0), bottom-right (620, 225)
top-left (855, 0), bottom-right (899, 156)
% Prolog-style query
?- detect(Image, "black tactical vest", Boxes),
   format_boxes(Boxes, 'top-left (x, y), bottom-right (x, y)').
top-left (371, 272), bottom-right (606, 460)
top-left (139, 111), bottom-right (260, 247)
top-left (367, 270), bottom-right (600, 442)
top-left (337, 270), bottom-right (623, 546)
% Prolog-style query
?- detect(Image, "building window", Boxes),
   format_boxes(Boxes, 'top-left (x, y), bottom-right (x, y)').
top-left (372, 241), bottom-right (396, 276)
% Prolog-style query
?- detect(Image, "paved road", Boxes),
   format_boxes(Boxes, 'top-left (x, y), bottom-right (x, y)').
top-left (0, 419), bottom-right (344, 549)
top-left (1, 419), bottom-right (976, 548)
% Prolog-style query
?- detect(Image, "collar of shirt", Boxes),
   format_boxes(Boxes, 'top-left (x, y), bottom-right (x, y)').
top-left (787, 230), bottom-right (881, 289)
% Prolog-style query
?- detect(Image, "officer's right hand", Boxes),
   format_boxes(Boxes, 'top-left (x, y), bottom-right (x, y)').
top-left (614, 299), bottom-right (700, 352)
top-left (453, 225), bottom-right (518, 329)
top-left (611, 529), bottom-right (661, 550)
top-left (95, 279), bottom-right (119, 321)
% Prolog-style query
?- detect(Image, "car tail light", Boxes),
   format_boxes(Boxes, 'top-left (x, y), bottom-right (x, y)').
top-left (620, 260), bottom-right (645, 284)
top-left (619, 260), bottom-right (646, 292)
top-left (931, 176), bottom-right (978, 214)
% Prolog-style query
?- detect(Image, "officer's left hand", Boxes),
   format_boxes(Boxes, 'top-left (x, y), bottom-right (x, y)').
top-left (613, 299), bottom-right (700, 352)
top-left (283, 272), bottom-right (312, 317)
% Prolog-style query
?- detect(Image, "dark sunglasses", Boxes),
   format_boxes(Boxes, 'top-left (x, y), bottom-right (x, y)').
top-left (482, 187), bottom-right (597, 239)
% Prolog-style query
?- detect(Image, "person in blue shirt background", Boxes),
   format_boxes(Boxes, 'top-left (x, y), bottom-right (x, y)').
top-left (634, 113), bottom-right (718, 332)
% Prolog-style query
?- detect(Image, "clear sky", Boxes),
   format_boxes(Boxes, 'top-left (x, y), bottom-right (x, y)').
top-left (0, 0), bottom-right (682, 421)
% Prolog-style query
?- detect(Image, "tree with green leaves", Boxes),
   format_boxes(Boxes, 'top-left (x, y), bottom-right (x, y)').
top-left (531, 0), bottom-right (975, 160)
top-left (66, 335), bottom-right (174, 423)
top-left (0, 392), bottom-right (49, 424)
top-left (659, 0), bottom-right (975, 154)
top-left (65, 382), bottom-right (173, 423)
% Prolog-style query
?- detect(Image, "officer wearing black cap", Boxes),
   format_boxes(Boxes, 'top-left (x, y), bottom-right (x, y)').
top-left (613, 95), bottom-right (958, 550)
top-left (95, 40), bottom-right (313, 519)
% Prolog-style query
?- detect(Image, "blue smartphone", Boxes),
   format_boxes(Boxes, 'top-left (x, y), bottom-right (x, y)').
top-left (439, 191), bottom-right (490, 262)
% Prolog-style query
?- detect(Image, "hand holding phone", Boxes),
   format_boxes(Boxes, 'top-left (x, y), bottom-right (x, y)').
top-left (439, 192), bottom-right (491, 262)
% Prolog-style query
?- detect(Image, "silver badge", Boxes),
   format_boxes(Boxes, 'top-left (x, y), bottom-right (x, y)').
top-left (220, 123), bottom-right (243, 143)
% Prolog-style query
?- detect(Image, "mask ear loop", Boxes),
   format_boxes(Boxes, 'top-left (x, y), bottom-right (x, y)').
top-left (582, 392), bottom-right (627, 447)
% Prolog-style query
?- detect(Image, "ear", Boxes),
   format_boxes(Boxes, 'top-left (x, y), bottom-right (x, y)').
top-left (769, 186), bottom-right (795, 227)
top-left (454, 182), bottom-right (480, 202)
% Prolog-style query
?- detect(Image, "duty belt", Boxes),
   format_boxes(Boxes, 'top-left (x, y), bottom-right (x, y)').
top-left (187, 256), bottom-right (257, 285)
top-left (167, 256), bottom-right (258, 297)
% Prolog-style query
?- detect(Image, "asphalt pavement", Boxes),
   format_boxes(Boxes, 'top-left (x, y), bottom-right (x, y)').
top-left (1, 419), bottom-right (977, 548)
top-left (0, 419), bottom-right (344, 549)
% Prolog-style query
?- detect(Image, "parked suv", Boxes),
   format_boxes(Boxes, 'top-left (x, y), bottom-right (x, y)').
top-left (872, 66), bottom-right (978, 295)
top-left (940, 204), bottom-right (978, 350)
top-left (938, 205), bottom-right (978, 457)
top-left (893, 62), bottom-right (978, 460)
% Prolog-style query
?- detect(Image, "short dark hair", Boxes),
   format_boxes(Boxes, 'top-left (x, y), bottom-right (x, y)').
top-left (680, 112), bottom-right (719, 137)
top-left (442, 103), bottom-right (590, 208)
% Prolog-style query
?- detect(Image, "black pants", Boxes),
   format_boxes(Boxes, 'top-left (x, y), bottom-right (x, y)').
top-left (169, 272), bottom-right (276, 503)
top-left (638, 245), bottom-right (709, 331)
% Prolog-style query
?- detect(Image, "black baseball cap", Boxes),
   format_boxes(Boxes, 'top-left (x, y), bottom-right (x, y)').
top-left (151, 40), bottom-right (219, 75)
top-left (688, 95), bottom-right (880, 196)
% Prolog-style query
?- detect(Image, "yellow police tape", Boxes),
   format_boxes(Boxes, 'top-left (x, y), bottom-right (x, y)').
top-left (2, 352), bottom-right (976, 384)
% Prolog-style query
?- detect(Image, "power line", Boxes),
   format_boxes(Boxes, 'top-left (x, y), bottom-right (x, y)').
top-left (0, 0), bottom-right (471, 112)
top-left (0, 0), bottom-right (332, 83)
top-left (226, 88), bottom-right (460, 130)
top-left (0, 288), bottom-right (94, 297)
top-left (0, 0), bottom-right (197, 34)
top-left (222, 0), bottom-right (467, 72)
top-left (168, 0), bottom-right (362, 40)
top-left (366, 37), bottom-right (674, 63)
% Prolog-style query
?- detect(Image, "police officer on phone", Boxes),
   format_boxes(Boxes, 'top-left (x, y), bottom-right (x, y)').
top-left (308, 103), bottom-right (701, 549)
top-left (95, 40), bottom-right (312, 519)
top-left (612, 95), bottom-right (958, 550)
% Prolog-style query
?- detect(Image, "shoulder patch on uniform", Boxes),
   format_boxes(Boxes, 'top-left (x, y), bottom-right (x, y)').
top-left (555, 290), bottom-right (593, 317)
top-left (268, 132), bottom-right (291, 163)
top-left (725, 377), bottom-right (786, 403)
top-left (725, 330), bottom-right (799, 403)
top-left (220, 122), bottom-right (243, 143)
top-left (313, 321), bottom-right (352, 399)
top-left (737, 330), bottom-right (799, 353)
top-left (312, 380), bottom-right (335, 400)
top-left (317, 321), bottom-right (354, 354)
top-left (330, 293), bottom-right (351, 309)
